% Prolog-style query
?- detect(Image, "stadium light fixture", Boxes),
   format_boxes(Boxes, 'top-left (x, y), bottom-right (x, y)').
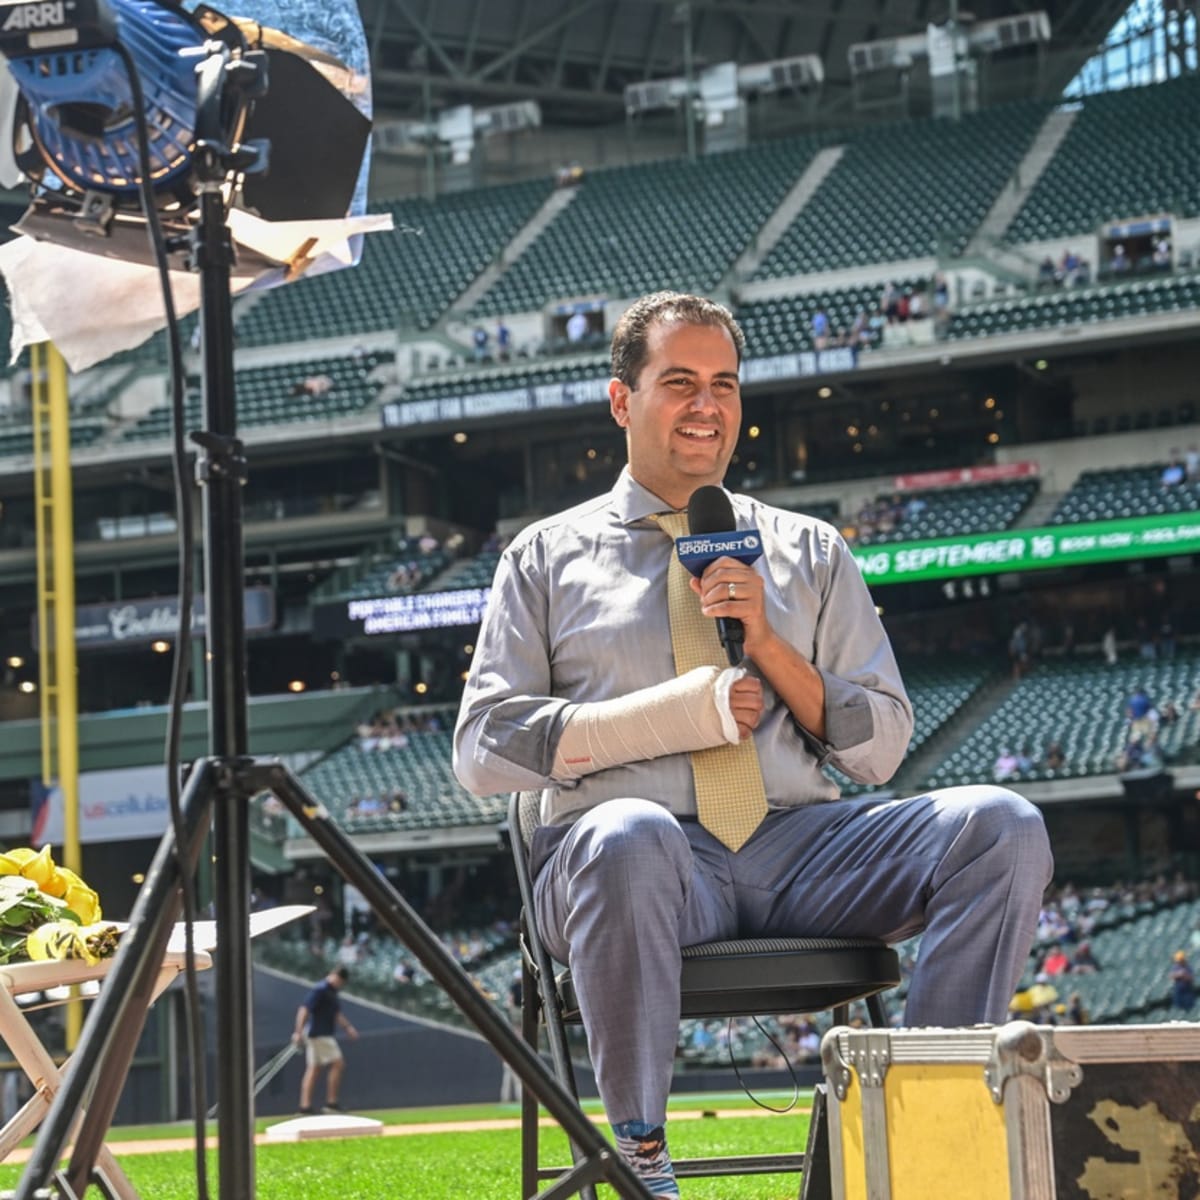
top-left (625, 54), bottom-right (823, 115)
top-left (375, 99), bottom-right (541, 161)
top-left (848, 11), bottom-right (1051, 117)
top-left (848, 12), bottom-right (1051, 77)
top-left (625, 54), bottom-right (822, 152)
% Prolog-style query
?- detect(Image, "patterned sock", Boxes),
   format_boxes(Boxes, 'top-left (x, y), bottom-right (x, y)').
top-left (612, 1120), bottom-right (679, 1198)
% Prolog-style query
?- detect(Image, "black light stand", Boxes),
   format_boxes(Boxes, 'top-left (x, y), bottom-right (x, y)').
top-left (13, 38), bottom-right (652, 1200)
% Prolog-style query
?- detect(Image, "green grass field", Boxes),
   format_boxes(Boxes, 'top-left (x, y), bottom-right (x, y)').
top-left (1, 1093), bottom-right (815, 1199)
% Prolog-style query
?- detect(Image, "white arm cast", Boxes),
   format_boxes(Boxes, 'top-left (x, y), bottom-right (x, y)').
top-left (552, 665), bottom-right (746, 780)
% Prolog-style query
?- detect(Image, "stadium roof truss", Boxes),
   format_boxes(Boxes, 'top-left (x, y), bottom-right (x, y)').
top-left (358, 0), bottom-right (1137, 129)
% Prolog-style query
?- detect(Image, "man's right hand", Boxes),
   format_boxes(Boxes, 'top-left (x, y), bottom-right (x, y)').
top-left (728, 675), bottom-right (764, 741)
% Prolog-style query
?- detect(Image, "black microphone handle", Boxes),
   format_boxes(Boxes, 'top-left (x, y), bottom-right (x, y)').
top-left (716, 616), bottom-right (744, 667)
top-left (684, 484), bottom-right (747, 668)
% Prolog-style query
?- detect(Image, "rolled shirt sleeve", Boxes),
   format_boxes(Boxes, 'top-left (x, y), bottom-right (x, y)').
top-left (807, 534), bottom-right (914, 785)
top-left (453, 538), bottom-right (572, 795)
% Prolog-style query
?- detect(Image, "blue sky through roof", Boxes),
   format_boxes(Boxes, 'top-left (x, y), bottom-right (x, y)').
top-left (1064, 0), bottom-right (1197, 97)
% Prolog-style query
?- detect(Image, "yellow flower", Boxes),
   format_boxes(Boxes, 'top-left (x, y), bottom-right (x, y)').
top-left (41, 866), bottom-right (69, 899)
top-left (26, 921), bottom-right (88, 963)
top-left (4, 846), bottom-right (58, 891)
top-left (26, 921), bottom-right (119, 965)
top-left (60, 874), bottom-right (101, 925)
top-left (0, 848), bottom-right (104, 941)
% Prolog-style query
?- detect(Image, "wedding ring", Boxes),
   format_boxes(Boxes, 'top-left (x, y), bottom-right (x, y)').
top-left (728, 582), bottom-right (737, 600)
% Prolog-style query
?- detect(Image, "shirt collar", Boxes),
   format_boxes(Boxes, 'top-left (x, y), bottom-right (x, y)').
top-left (611, 466), bottom-right (738, 526)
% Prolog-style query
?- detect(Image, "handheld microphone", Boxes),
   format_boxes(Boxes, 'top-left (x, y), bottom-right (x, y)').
top-left (683, 485), bottom-right (762, 667)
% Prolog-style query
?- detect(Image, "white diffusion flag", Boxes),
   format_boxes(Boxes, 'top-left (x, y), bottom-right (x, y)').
top-left (32, 765), bottom-right (171, 847)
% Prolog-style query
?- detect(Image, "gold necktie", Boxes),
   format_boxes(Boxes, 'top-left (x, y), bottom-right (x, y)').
top-left (654, 512), bottom-right (768, 852)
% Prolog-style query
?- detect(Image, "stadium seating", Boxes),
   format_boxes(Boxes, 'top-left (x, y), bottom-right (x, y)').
top-left (472, 137), bottom-right (823, 315)
top-left (1024, 896), bottom-right (1200, 1023)
top-left (948, 274), bottom-right (1200, 341)
top-left (1050, 462), bottom-right (1200, 524)
top-left (857, 479), bottom-right (1039, 545)
top-left (432, 550), bottom-right (503, 590)
top-left (400, 354), bottom-right (608, 404)
top-left (310, 536), bottom-right (452, 602)
top-left (120, 351), bottom-right (391, 443)
top-left (0, 415), bottom-right (106, 460)
top-left (923, 649), bottom-right (1200, 787)
top-left (1005, 76), bottom-right (1200, 244)
top-left (295, 708), bottom-right (506, 832)
top-left (232, 180), bottom-right (554, 346)
top-left (736, 282), bottom-right (924, 356)
top-left (755, 100), bottom-right (1049, 277)
top-left (254, 925), bottom-right (522, 1029)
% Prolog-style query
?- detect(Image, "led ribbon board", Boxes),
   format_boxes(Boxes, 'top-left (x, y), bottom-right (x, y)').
top-left (852, 511), bottom-right (1200, 585)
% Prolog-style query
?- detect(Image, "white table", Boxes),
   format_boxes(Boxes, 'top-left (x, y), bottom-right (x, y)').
top-left (0, 949), bottom-right (212, 1198)
top-left (0, 904), bottom-right (313, 1196)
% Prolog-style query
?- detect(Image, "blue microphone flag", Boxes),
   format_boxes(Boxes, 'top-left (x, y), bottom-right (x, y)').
top-left (675, 529), bottom-right (763, 578)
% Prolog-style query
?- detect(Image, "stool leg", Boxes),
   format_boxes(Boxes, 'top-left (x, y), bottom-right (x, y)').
top-left (867, 992), bottom-right (889, 1028)
top-left (520, 959), bottom-right (539, 1200)
top-left (0, 988), bottom-right (141, 1199)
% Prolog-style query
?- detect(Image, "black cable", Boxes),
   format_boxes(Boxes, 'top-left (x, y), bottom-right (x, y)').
top-left (726, 1016), bottom-right (802, 1114)
top-left (113, 40), bottom-right (210, 1200)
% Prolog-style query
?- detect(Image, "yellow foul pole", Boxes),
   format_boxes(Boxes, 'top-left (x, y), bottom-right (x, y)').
top-left (32, 342), bottom-right (81, 1047)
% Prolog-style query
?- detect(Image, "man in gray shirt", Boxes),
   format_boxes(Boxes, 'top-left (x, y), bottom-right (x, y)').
top-left (454, 291), bottom-right (1052, 1198)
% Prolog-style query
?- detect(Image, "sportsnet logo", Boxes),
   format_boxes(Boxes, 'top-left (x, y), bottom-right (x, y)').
top-left (675, 529), bottom-right (763, 577)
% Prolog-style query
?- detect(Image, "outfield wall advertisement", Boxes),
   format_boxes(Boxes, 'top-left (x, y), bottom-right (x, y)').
top-left (31, 764), bottom-right (169, 846)
top-left (852, 511), bottom-right (1200, 585)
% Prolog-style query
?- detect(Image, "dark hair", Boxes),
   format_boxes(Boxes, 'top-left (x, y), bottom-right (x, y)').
top-left (333, 966), bottom-right (350, 981)
top-left (610, 291), bottom-right (745, 388)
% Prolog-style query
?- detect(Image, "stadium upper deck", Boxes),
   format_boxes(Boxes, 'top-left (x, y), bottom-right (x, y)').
top-left (2, 76), bottom-right (1198, 479)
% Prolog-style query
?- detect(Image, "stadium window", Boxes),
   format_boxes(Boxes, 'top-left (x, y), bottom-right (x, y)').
top-left (1064, 0), bottom-right (1197, 98)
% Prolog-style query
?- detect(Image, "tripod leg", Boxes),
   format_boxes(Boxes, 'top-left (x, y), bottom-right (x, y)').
top-left (264, 764), bottom-right (654, 1200)
top-left (14, 759), bottom-right (217, 1200)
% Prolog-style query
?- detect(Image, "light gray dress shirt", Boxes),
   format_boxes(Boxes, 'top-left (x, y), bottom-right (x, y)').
top-left (453, 467), bottom-right (914, 825)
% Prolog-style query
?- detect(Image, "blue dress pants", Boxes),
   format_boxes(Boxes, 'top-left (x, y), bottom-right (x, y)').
top-left (531, 786), bottom-right (1053, 1128)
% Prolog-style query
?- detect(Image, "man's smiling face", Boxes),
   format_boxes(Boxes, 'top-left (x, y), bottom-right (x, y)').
top-left (609, 319), bottom-right (741, 510)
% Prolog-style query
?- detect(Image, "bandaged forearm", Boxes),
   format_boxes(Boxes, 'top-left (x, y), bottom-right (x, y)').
top-left (552, 666), bottom-right (746, 780)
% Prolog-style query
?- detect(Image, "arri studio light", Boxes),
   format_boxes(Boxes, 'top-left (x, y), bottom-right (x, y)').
top-left (0, 0), bottom-right (382, 368)
top-left (0, 0), bottom-right (204, 203)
